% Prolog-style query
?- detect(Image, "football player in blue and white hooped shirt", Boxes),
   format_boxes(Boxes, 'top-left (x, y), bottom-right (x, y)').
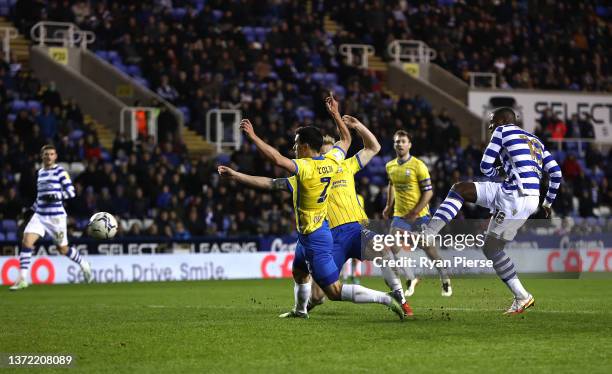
top-left (423, 107), bottom-right (562, 315)
top-left (10, 145), bottom-right (93, 290)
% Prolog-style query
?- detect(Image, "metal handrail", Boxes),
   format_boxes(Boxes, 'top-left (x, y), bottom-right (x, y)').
top-left (206, 109), bottom-right (242, 153)
top-left (120, 107), bottom-right (158, 141)
top-left (468, 72), bottom-right (496, 88)
top-left (31, 21), bottom-right (95, 49)
top-left (388, 40), bottom-right (436, 64)
top-left (0, 27), bottom-right (18, 63)
top-left (338, 44), bottom-right (375, 69)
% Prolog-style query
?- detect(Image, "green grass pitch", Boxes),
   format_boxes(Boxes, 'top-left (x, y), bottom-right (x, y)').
top-left (2, 277), bottom-right (612, 373)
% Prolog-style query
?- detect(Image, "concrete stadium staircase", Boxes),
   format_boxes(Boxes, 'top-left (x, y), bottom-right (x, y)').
top-left (322, 15), bottom-right (477, 144)
top-left (323, 16), bottom-right (388, 73)
top-left (183, 128), bottom-right (215, 159)
top-left (4, 16), bottom-right (213, 159)
top-left (84, 115), bottom-right (114, 151)
top-left (0, 17), bottom-right (30, 67)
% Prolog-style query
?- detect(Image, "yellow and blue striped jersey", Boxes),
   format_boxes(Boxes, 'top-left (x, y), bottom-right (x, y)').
top-left (386, 156), bottom-right (432, 217)
top-left (286, 146), bottom-right (345, 234)
top-left (327, 155), bottom-right (368, 228)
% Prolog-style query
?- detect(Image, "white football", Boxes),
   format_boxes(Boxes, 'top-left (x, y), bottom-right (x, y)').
top-left (87, 212), bottom-right (118, 239)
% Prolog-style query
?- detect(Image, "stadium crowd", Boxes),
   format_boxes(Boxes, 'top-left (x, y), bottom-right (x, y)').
top-left (329, 0), bottom-right (612, 91)
top-left (1, 0), bottom-right (610, 241)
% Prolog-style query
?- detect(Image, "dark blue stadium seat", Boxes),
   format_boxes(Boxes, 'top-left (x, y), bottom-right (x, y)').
top-left (324, 73), bottom-right (337, 85)
top-left (216, 154), bottom-right (231, 164)
top-left (254, 27), bottom-right (268, 43)
top-left (178, 106), bottom-right (191, 124)
top-left (113, 62), bottom-right (129, 75)
top-left (1, 220), bottom-right (18, 233)
top-left (6, 232), bottom-right (17, 241)
top-left (212, 9), bottom-right (223, 21)
top-left (172, 7), bottom-right (187, 20)
top-left (11, 99), bottom-right (27, 112)
top-left (107, 50), bottom-right (120, 63)
top-left (27, 100), bottom-right (42, 112)
top-left (95, 50), bottom-right (109, 61)
top-left (134, 77), bottom-right (149, 88)
top-left (126, 65), bottom-right (142, 77)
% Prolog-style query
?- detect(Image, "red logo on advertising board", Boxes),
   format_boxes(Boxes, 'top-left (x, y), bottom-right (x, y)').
top-left (1, 258), bottom-right (55, 285)
top-left (547, 249), bottom-right (612, 272)
top-left (261, 253), bottom-right (294, 278)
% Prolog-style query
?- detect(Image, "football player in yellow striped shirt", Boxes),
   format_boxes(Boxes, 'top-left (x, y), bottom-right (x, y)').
top-left (219, 98), bottom-right (404, 320)
top-left (384, 130), bottom-right (452, 297)
top-left (307, 117), bottom-right (412, 316)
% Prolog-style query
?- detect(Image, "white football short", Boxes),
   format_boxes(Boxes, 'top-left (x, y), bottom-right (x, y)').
top-left (475, 182), bottom-right (540, 241)
top-left (24, 213), bottom-right (69, 246)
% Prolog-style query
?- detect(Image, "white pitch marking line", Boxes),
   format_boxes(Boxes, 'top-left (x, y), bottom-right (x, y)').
top-left (420, 307), bottom-right (605, 315)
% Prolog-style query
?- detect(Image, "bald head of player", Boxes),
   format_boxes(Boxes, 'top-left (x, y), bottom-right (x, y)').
top-left (293, 126), bottom-right (324, 159)
top-left (488, 107), bottom-right (517, 133)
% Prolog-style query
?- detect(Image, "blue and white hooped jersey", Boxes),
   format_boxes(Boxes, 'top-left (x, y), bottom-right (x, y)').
top-left (33, 165), bottom-right (76, 216)
top-left (480, 124), bottom-right (562, 205)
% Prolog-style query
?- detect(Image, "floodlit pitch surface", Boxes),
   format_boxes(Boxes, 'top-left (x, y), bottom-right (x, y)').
top-left (1, 278), bottom-right (611, 373)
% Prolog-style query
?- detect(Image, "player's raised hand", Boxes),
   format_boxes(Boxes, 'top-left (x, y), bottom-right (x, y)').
top-left (217, 165), bottom-right (237, 179)
top-left (382, 205), bottom-right (392, 219)
top-left (342, 115), bottom-right (361, 129)
top-left (239, 119), bottom-right (256, 139)
top-left (325, 92), bottom-right (340, 116)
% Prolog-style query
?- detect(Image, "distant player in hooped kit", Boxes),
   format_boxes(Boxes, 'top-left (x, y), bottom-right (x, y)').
top-left (10, 144), bottom-right (93, 290)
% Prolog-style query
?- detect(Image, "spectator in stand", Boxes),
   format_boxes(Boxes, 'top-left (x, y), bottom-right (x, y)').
top-left (173, 221), bottom-right (191, 240)
top-left (562, 154), bottom-right (582, 181)
top-left (83, 134), bottom-right (102, 161)
top-left (156, 75), bottom-right (179, 103)
top-left (547, 114), bottom-right (567, 140)
top-left (36, 105), bottom-right (58, 140)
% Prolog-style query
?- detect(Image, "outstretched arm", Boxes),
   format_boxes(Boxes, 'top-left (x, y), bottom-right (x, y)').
top-left (541, 150), bottom-right (562, 218)
top-left (342, 115), bottom-right (381, 167)
top-left (325, 93), bottom-right (351, 154)
top-left (383, 181), bottom-right (394, 219)
top-left (240, 119), bottom-right (297, 174)
top-left (218, 166), bottom-right (289, 191)
top-left (480, 127), bottom-right (503, 178)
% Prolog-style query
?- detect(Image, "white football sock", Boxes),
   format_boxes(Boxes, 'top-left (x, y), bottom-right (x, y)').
top-left (294, 282), bottom-right (311, 314)
top-left (341, 284), bottom-right (391, 306)
top-left (506, 278), bottom-right (529, 299)
top-left (393, 250), bottom-right (415, 280)
top-left (381, 251), bottom-right (405, 301)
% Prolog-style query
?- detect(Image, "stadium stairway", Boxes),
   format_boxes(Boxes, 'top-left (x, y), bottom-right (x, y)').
top-left (323, 15), bottom-right (388, 73)
top-left (322, 14), bottom-right (478, 143)
top-left (0, 17), bottom-right (30, 67)
top-left (322, 15), bottom-right (398, 102)
top-left (85, 115), bottom-right (114, 151)
top-left (183, 127), bottom-right (215, 159)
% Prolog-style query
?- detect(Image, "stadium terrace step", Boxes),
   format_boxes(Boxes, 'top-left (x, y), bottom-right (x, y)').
top-left (84, 115), bottom-right (114, 151)
top-left (182, 128), bottom-right (215, 159)
top-left (323, 16), bottom-right (340, 34)
top-left (322, 16), bottom-right (387, 73)
top-left (0, 16), bottom-right (30, 66)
